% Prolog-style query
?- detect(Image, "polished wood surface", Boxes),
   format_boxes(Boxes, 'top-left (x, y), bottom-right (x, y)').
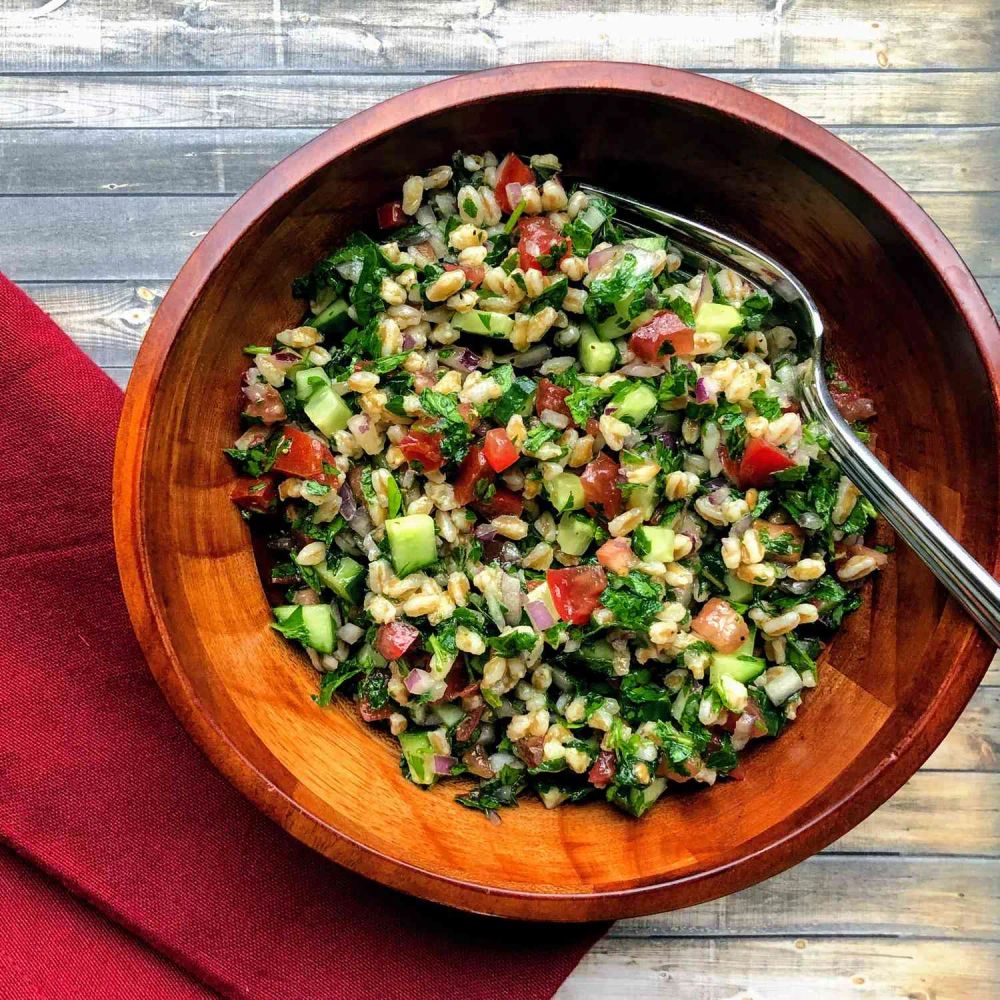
top-left (4, 0), bottom-right (998, 988)
top-left (110, 63), bottom-right (999, 922)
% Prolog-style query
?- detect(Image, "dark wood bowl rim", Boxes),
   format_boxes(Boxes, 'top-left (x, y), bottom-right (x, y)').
top-left (114, 61), bottom-right (1000, 921)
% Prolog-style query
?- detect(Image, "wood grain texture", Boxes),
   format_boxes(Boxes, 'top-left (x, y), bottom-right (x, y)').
top-left (1, 0), bottom-right (996, 72)
top-left (2, 71), bottom-right (997, 129)
top-left (4, 126), bottom-right (997, 196)
top-left (113, 63), bottom-right (1000, 923)
top-left (556, 938), bottom-right (998, 1000)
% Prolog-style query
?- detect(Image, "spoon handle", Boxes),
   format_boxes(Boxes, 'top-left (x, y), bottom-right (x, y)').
top-left (808, 385), bottom-right (1000, 647)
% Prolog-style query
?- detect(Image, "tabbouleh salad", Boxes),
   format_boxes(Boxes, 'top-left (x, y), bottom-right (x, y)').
top-left (225, 150), bottom-right (886, 820)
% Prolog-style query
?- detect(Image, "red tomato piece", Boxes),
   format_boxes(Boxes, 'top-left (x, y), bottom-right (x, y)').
top-left (719, 444), bottom-right (741, 486)
top-left (358, 698), bottom-right (393, 722)
top-left (629, 310), bottom-right (695, 362)
top-left (376, 200), bottom-right (407, 229)
top-left (517, 216), bottom-right (571, 272)
top-left (230, 475), bottom-right (276, 513)
top-left (375, 622), bottom-right (421, 661)
top-left (457, 401), bottom-right (480, 431)
top-left (535, 377), bottom-right (573, 422)
top-left (483, 427), bottom-right (519, 472)
top-left (398, 429), bottom-right (445, 472)
top-left (691, 598), bottom-right (750, 654)
top-left (580, 453), bottom-right (623, 520)
top-left (443, 261), bottom-right (485, 289)
top-left (495, 153), bottom-right (535, 213)
top-left (547, 566), bottom-right (608, 625)
top-left (273, 426), bottom-right (336, 480)
top-left (596, 537), bottom-right (636, 576)
top-left (738, 437), bottom-right (796, 487)
top-left (472, 486), bottom-right (524, 519)
top-left (454, 445), bottom-right (490, 505)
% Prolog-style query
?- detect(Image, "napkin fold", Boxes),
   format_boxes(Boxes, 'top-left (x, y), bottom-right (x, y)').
top-left (0, 274), bottom-right (605, 999)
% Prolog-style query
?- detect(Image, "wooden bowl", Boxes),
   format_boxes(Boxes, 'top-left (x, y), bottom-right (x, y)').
top-left (114, 62), bottom-right (1000, 921)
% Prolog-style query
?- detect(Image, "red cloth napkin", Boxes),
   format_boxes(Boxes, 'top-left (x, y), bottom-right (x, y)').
top-left (0, 274), bottom-right (606, 999)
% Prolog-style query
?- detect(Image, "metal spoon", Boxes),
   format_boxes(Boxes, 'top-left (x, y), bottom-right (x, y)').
top-left (579, 184), bottom-right (1000, 646)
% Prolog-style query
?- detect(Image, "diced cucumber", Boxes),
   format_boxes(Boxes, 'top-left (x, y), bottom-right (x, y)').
top-left (571, 638), bottom-right (616, 674)
top-left (596, 312), bottom-right (632, 341)
top-left (304, 384), bottom-right (353, 436)
top-left (557, 512), bottom-right (596, 556)
top-left (578, 203), bottom-right (608, 233)
top-left (273, 604), bottom-right (334, 655)
top-left (428, 633), bottom-right (457, 679)
top-left (399, 731), bottom-right (438, 786)
top-left (314, 555), bottom-right (365, 604)
top-left (385, 514), bottom-right (437, 577)
top-left (538, 785), bottom-right (571, 809)
top-left (724, 572), bottom-right (754, 604)
top-left (613, 383), bottom-right (657, 426)
top-left (357, 642), bottom-right (386, 671)
top-left (627, 481), bottom-right (659, 519)
top-left (711, 653), bottom-right (766, 687)
top-left (450, 309), bottom-right (514, 339)
top-left (310, 284), bottom-right (339, 316)
top-left (716, 673), bottom-right (750, 712)
top-left (545, 472), bottom-right (585, 512)
top-left (307, 297), bottom-right (353, 336)
top-left (633, 525), bottom-right (675, 562)
top-left (695, 302), bottom-right (742, 339)
top-left (608, 777), bottom-right (667, 817)
top-left (434, 703), bottom-right (465, 728)
top-left (579, 326), bottom-right (617, 374)
top-left (627, 236), bottom-right (667, 252)
top-left (295, 366), bottom-right (331, 401)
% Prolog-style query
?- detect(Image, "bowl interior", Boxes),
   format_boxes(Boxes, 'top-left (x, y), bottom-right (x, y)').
top-left (127, 78), bottom-right (998, 920)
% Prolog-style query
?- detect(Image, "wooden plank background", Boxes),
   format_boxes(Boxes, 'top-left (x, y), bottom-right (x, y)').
top-left (1, 1), bottom-right (996, 996)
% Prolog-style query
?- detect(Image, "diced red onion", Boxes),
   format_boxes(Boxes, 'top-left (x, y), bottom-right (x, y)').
top-left (512, 345), bottom-right (551, 368)
top-left (347, 413), bottom-right (370, 437)
top-left (707, 487), bottom-right (730, 506)
top-left (401, 333), bottom-right (417, 350)
top-left (398, 226), bottom-right (429, 247)
top-left (404, 668), bottom-right (435, 696)
top-left (796, 510), bottom-right (824, 531)
top-left (779, 578), bottom-right (814, 596)
top-left (695, 272), bottom-right (713, 314)
top-left (415, 204), bottom-right (437, 228)
top-left (505, 182), bottom-right (523, 209)
top-left (338, 480), bottom-right (358, 522)
top-left (242, 373), bottom-right (269, 403)
top-left (441, 347), bottom-right (482, 373)
top-left (499, 542), bottom-right (521, 566)
top-left (488, 751), bottom-right (521, 773)
top-left (731, 515), bottom-right (753, 537)
top-left (732, 712), bottom-right (758, 751)
top-left (587, 247), bottom-right (614, 273)
top-left (695, 376), bottom-right (719, 404)
top-left (525, 601), bottom-right (555, 630)
top-left (234, 426), bottom-right (271, 450)
top-left (432, 755), bottom-right (457, 775)
top-left (474, 523), bottom-right (498, 541)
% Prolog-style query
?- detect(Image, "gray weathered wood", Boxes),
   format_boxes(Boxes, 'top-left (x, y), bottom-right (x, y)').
top-left (3, 192), bottom-right (995, 283)
top-left (2, 71), bottom-right (997, 130)
top-left (2, 0), bottom-right (996, 73)
top-left (556, 937), bottom-right (997, 1000)
top-left (614, 856), bottom-right (998, 939)
top-left (3, 126), bottom-right (997, 196)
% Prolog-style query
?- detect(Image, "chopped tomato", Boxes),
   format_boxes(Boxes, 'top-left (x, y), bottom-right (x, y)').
top-left (454, 705), bottom-right (485, 743)
top-left (517, 216), bottom-right (571, 272)
top-left (754, 518), bottom-right (804, 564)
top-left (472, 486), bottom-right (524, 519)
top-left (691, 598), bottom-right (750, 654)
top-left (831, 390), bottom-right (876, 423)
top-left (454, 445), bottom-right (490, 506)
top-left (738, 437), bottom-right (796, 487)
top-left (719, 703), bottom-right (768, 740)
top-left (457, 401), bottom-right (480, 431)
top-left (398, 429), bottom-right (445, 472)
top-left (495, 153), bottom-right (535, 213)
top-left (719, 444), bottom-right (741, 485)
top-left (585, 417), bottom-right (601, 439)
top-left (629, 310), bottom-right (695, 361)
top-left (535, 377), bottom-right (573, 422)
top-left (443, 261), bottom-right (485, 289)
top-left (547, 566), bottom-right (607, 625)
top-left (375, 622), bottom-right (420, 661)
top-left (230, 475), bottom-right (276, 513)
top-left (273, 426), bottom-right (336, 480)
top-left (376, 200), bottom-right (407, 229)
top-left (483, 428), bottom-right (519, 472)
top-left (243, 384), bottom-right (285, 425)
top-left (587, 749), bottom-right (616, 789)
top-left (580, 453), bottom-right (623, 520)
top-left (358, 698), bottom-right (393, 722)
top-left (596, 537), bottom-right (636, 576)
